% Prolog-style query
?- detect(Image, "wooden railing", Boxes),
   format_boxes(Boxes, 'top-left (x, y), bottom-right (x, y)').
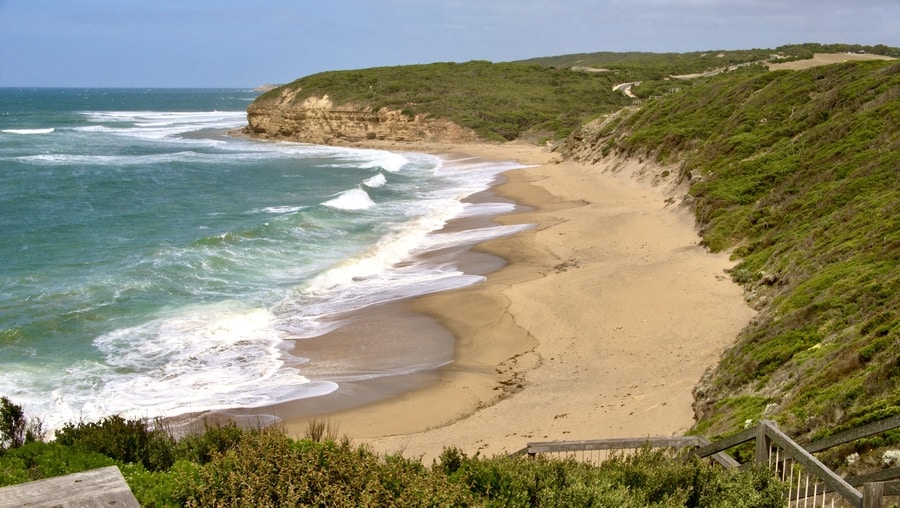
top-left (514, 416), bottom-right (900, 507)
top-left (698, 421), bottom-right (862, 506)
top-left (511, 435), bottom-right (739, 468)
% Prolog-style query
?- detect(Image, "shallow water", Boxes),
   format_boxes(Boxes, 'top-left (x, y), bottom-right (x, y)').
top-left (0, 88), bottom-right (528, 429)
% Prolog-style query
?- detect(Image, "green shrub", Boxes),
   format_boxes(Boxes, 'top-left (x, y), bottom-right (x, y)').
top-left (0, 396), bottom-right (43, 453)
top-left (436, 445), bottom-right (786, 507)
top-left (0, 441), bottom-right (114, 486)
top-left (120, 461), bottom-right (201, 508)
top-left (0, 415), bottom-right (786, 507)
top-left (177, 428), bottom-right (474, 507)
top-left (55, 415), bottom-right (176, 472)
top-left (172, 420), bottom-right (244, 465)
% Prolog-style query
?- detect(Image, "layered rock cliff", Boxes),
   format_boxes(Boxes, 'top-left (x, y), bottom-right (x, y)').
top-left (243, 88), bottom-right (478, 145)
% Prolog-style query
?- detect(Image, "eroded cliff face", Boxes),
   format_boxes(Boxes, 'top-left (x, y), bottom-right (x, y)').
top-left (243, 89), bottom-right (478, 145)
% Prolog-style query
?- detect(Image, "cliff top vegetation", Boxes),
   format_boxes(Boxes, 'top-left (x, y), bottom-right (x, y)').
top-left (254, 43), bottom-right (899, 142)
top-left (557, 57), bottom-right (899, 455)
top-left (256, 60), bottom-right (630, 141)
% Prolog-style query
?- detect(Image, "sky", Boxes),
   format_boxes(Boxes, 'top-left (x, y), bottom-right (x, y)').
top-left (0, 0), bottom-right (897, 88)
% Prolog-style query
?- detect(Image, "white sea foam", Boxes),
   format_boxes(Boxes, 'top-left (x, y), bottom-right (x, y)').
top-left (79, 110), bottom-right (246, 141)
top-left (302, 200), bottom-right (458, 294)
top-left (323, 150), bottom-right (411, 173)
top-left (424, 224), bottom-right (533, 252)
top-left (16, 151), bottom-right (204, 166)
top-left (297, 154), bottom-right (530, 312)
top-left (73, 303), bottom-right (336, 423)
top-left (454, 201), bottom-right (519, 219)
top-left (0, 302), bottom-right (340, 431)
top-left (252, 205), bottom-right (305, 214)
top-left (363, 173), bottom-right (387, 188)
top-left (322, 188), bottom-right (376, 211)
top-left (1, 128), bottom-right (55, 135)
top-left (357, 151), bottom-right (410, 172)
top-left (12, 148), bottom-right (355, 167)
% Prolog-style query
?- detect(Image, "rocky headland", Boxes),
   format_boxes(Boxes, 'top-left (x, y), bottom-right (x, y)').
top-left (243, 88), bottom-right (478, 146)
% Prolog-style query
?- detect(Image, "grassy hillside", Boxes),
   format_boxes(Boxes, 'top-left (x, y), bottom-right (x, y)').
top-left (256, 60), bottom-right (630, 141)
top-left (254, 44), bottom-right (899, 144)
top-left (518, 43), bottom-right (900, 74)
top-left (516, 48), bottom-right (775, 78)
top-left (560, 58), bottom-right (900, 451)
top-left (250, 50), bottom-right (785, 142)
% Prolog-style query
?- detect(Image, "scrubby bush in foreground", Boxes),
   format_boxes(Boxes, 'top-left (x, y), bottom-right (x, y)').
top-left (0, 408), bottom-right (786, 507)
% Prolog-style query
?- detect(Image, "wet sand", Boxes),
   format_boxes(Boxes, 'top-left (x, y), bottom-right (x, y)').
top-left (275, 141), bottom-right (755, 462)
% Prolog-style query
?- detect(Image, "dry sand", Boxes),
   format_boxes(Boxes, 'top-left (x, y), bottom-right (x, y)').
top-left (283, 142), bottom-right (755, 462)
top-left (768, 52), bottom-right (894, 71)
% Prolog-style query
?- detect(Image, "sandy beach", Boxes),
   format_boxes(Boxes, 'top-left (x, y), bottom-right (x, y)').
top-left (281, 141), bottom-right (755, 462)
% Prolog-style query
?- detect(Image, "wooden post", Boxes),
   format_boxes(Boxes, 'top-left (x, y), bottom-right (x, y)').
top-left (862, 482), bottom-right (884, 508)
top-left (755, 420), bottom-right (772, 465)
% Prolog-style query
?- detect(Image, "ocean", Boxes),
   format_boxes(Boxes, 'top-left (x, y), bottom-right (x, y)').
top-left (0, 88), bottom-right (528, 430)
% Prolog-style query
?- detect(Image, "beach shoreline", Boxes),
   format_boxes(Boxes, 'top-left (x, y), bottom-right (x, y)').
top-left (272, 140), bottom-right (754, 461)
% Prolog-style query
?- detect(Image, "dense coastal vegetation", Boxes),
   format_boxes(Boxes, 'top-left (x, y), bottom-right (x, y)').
top-left (558, 57), bottom-right (899, 451)
top-left (518, 43), bottom-right (899, 75)
top-left (2, 43), bottom-right (898, 503)
top-left (0, 413), bottom-right (785, 506)
top-left (255, 60), bottom-right (631, 141)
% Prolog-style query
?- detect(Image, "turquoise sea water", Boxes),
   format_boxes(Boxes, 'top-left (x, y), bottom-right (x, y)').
top-left (0, 88), bottom-right (527, 429)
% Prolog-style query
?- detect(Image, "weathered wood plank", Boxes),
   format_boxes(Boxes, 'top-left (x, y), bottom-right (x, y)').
top-left (525, 436), bottom-right (703, 454)
top-left (693, 427), bottom-right (756, 458)
top-left (508, 447), bottom-right (529, 458)
top-left (862, 482), bottom-right (884, 508)
top-left (885, 480), bottom-right (900, 497)
top-left (849, 467), bottom-right (900, 487)
top-left (807, 414), bottom-right (900, 453)
top-left (695, 436), bottom-right (741, 468)
top-left (763, 422), bottom-right (863, 506)
top-left (754, 420), bottom-right (770, 465)
top-left (0, 466), bottom-right (139, 508)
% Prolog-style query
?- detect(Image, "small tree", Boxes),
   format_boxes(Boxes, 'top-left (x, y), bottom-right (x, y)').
top-left (0, 396), bottom-right (43, 453)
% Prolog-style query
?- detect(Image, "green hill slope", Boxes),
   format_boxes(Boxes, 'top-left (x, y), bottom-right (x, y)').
top-left (517, 43), bottom-right (900, 75)
top-left (255, 60), bottom-right (630, 141)
top-left (559, 59), bottom-right (900, 448)
top-left (254, 49), bottom-right (899, 455)
top-left (251, 44), bottom-right (899, 144)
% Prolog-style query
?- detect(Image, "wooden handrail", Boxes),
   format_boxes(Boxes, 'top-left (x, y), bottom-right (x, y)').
top-left (523, 436), bottom-right (703, 455)
top-left (849, 467), bottom-right (900, 487)
top-left (807, 414), bottom-right (900, 453)
top-left (514, 415), bottom-right (900, 507)
top-left (692, 426), bottom-right (755, 458)
top-left (759, 420), bottom-right (863, 506)
top-left (694, 436), bottom-right (742, 468)
top-left (882, 480), bottom-right (900, 497)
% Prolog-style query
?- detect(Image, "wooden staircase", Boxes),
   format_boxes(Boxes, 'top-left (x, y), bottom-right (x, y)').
top-left (513, 415), bottom-right (900, 507)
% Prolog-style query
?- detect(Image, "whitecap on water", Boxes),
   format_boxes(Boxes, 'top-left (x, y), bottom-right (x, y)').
top-left (322, 188), bottom-right (375, 211)
top-left (2, 128), bottom-right (55, 135)
top-left (79, 302), bottom-right (336, 422)
top-left (363, 173), bottom-right (387, 188)
top-left (79, 111), bottom-right (247, 141)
